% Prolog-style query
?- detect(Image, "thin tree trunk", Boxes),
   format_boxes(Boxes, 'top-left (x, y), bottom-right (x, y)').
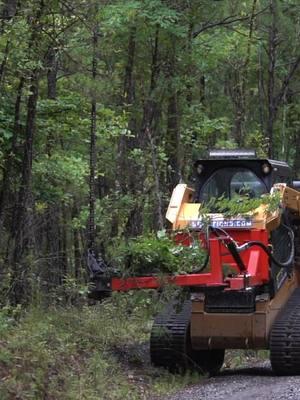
top-left (228, 0), bottom-right (257, 146)
top-left (293, 131), bottom-right (300, 176)
top-left (258, 44), bottom-right (265, 131)
top-left (60, 205), bottom-right (68, 282)
top-left (199, 75), bottom-right (205, 104)
top-left (10, 71), bottom-right (39, 304)
top-left (265, 0), bottom-right (300, 158)
top-left (267, 0), bottom-right (277, 158)
top-left (88, 20), bottom-right (98, 250)
top-left (1, 0), bottom-right (17, 19)
top-left (186, 23), bottom-right (194, 106)
top-left (123, 26), bottom-right (136, 106)
top-left (146, 127), bottom-right (164, 230)
top-left (44, 207), bottom-right (60, 290)
top-left (43, 47), bottom-right (59, 285)
top-left (165, 36), bottom-right (181, 191)
top-left (46, 47), bottom-right (58, 100)
top-left (0, 0), bottom-right (19, 87)
top-left (10, 0), bottom-right (45, 262)
top-left (112, 26), bottom-right (137, 238)
top-left (0, 0), bottom-right (17, 33)
top-left (0, 40), bottom-right (10, 92)
top-left (116, 26), bottom-right (137, 195)
top-left (74, 228), bottom-right (81, 280)
top-left (166, 91), bottom-right (181, 189)
top-left (124, 26), bottom-right (160, 237)
top-left (0, 77), bottom-right (24, 232)
top-left (12, 73), bottom-right (38, 240)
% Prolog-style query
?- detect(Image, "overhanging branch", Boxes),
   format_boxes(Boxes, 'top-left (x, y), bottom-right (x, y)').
top-left (276, 55), bottom-right (300, 106)
top-left (192, 6), bottom-right (268, 39)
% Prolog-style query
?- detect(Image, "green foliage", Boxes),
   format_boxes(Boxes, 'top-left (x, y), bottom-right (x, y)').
top-left (112, 235), bottom-right (178, 274)
top-left (0, 295), bottom-right (199, 399)
top-left (102, 0), bottom-right (186, 36)
top-left (225, 349), bottom-right (269, 370)
top-left (111, 233), bottom-right (207, 275)
top-left (245, 130), bottom-right (268, 158)
top-left (0, 0), bottom-right (299, 317)
top-left (0, 307), bottom-right (15, 336)
top-left (183, 106), bottom-right (231, 144)
top-left (0, 304), bottom-right (142, 399)
top-left (1, 1), bottom-right (299, 396)
top-left (199, 192), bottom-right (281, 218)
top-left (33, 153), bottom-right (88, 204)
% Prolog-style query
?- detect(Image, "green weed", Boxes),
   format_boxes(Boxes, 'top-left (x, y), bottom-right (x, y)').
top-left (0, 292), bottom-right (201, 399)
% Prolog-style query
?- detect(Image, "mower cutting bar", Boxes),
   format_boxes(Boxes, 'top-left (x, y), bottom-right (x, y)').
top-left (111, 273), bottom-right (226, 291)
top-left (111, 238), bottom-right (268, 292)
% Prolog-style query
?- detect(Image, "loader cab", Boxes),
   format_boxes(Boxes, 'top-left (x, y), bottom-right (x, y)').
top-left (194, 150), bottom-right (292, 203)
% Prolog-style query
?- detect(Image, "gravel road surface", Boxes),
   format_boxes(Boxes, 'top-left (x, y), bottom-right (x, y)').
top-left (164, 362), bottom-right (300, 400)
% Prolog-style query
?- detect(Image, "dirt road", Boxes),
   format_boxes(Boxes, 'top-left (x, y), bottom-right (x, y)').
top-left (164, 362), bottom-right (300, 400)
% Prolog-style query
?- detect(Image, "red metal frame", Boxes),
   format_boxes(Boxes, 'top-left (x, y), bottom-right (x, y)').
top-left (111, 229), bottom-right (270, 292)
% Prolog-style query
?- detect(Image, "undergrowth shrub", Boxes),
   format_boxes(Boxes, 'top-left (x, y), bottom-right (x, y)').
top-left (0, 290), bottom-right (192, 400)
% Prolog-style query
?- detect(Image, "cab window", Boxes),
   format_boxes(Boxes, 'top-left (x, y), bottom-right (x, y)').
top-left (200, 167), bottom-right (267, 202)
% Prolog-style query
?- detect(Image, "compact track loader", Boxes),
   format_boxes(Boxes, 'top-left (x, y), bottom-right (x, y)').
top-left (90, 149), bottom-right (300, 375)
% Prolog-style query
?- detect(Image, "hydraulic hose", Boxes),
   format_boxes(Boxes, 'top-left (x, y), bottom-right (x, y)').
top-left (192, 252), bottom-right (209, 273)
top-left (209, 224), bottom-right (294, 270)
top-left (210, 226), bottom-right (247, 271)
top-left (191, 224), bottom-right (210, 273)
top-left (191, 223), bottom-right (294, 274)
top-left (192, 225), bottom-right (241, 273)
top-left (236, 224), bottom-right (295, 268)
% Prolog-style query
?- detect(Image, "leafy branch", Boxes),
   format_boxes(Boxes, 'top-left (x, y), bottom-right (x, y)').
top-left (198, 192), bottom-right (281, 218)
top-left (192, 6), bottom-right (268, 38)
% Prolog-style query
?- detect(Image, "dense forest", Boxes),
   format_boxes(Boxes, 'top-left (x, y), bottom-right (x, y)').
top-left (0, 0), bottom-right (300, 305)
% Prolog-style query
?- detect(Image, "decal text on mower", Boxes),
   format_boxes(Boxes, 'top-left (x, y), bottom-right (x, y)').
top-left (189, 218), bottom-right (253, 229)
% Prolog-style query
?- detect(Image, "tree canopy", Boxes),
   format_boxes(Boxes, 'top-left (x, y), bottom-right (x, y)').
top-left (0, 0), bottom-right (300, 304)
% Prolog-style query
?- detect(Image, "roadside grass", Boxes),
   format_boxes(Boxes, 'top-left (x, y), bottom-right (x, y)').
top-left (0, 291), bottom-right (203, 400)
top-left (224, 349), bottom-right (269, 369)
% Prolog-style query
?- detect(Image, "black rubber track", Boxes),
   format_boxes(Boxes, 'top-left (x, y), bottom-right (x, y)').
top-left (270, 287), bottom-right (300, 375)
top-left (150, 300), bottom-right (192, 371)
top-left (150, 299), bottom-right (224, 375)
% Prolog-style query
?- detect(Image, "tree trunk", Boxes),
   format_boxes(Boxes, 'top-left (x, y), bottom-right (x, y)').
top-left (0, 77), bottom-right (24, 233)
top-left (165, 36), bottom-right (181, 191)
top-left (266, 0), bottom-right (278, 158)
top-left (166, 91), bottom-right (181, 189)
top-left (10, 71), bottom-right (39, 304)
top-left (0, 41), bottom-right (10, 92)
top-left (88, 23), bottom-right (98, 250)
top-left (146, 127), bottom-right (164, 230)
top-left (111, 27), bottom-right (138, 238)
top-left (44, 206), bottom-right (61, 290)
top-left (74, 227), bottom-right (81, 280)
top-left (124, 26), bottom-right (136, 106)
top-left (1, 0), bottom-right (17, 19)
top-left (293, 133), bottom-right (300, 177)
top-left (124, 26), bottom-right (160, 237)
top-left (116, 26), bottom-right (137, 195)
top-left (199, 75), bottom-right (205, 104)
top-left (1, 0), bottom-right (17, 33)
top-left (46, 47), bottom-right (58, 100)
top-left (60, 205), bottom-right (68, 283)
top-left (0, 0), bottom-right (19, 86)
top-left (258, 44), bottom-right (265, 131)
